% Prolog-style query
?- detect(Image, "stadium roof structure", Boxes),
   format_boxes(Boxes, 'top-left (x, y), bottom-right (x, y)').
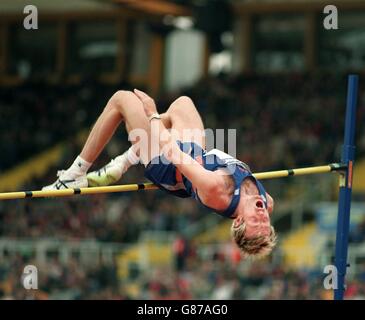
top-left (0, 0), bottom-right (191, 17)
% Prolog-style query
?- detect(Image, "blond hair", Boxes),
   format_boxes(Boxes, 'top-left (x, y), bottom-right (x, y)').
top-left (231, 220), bottom-right (277, 259)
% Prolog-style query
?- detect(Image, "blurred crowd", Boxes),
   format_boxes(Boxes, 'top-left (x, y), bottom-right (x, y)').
top-left (0, 193), bottom-right (201, 242)
top-left (171, 72), bottom-right (365, 171)
top-left (0, 81), bottom-right (108, 170)
top-left (2, 73), bottom-right (364, 172)
top-left (0, 253), bottom-right (122, 300)
top-left (137, 242), bottom-right (365, 300)
top-left (2, 240), bottom-right (365, 300)
top-left (0, 72), bottom-right (365, 300)
top-left (349, 217), bottom-right (365, 243)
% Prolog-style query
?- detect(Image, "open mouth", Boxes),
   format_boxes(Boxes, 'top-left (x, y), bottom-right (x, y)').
top-left (256, 200), bottom-right (264, 209)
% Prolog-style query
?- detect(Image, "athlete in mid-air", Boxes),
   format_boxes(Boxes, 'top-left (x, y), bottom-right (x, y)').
top-left (43, 89), bottom-right (277, 258)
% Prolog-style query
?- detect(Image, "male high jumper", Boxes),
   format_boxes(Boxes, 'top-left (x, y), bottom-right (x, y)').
top-left (43, 89), bottom-right (276, 258)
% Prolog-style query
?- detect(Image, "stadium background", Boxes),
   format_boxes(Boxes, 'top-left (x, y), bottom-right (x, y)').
top-left (0, 0), bottom-right (365, 300)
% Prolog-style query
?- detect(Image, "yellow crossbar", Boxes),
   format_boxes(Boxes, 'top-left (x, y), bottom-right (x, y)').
top-left (0, 163), bottom-right (346, 201)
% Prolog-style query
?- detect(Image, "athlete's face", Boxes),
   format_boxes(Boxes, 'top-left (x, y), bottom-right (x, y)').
top-left (234, 194), bottom-right (272, 238)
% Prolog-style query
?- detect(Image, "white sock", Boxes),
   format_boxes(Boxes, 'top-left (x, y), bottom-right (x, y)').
top-left (127, 147), bottom-right (140, 165)
top-left (114, 147), bottom-right (140, 174)
top-left (65, 155), bottom-right (92, 177)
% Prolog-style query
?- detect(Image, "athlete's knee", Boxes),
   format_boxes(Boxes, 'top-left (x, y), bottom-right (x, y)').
top-left (110, 90), bottom-right (136, 107)
top-left (172, 96), bottom-right (194, 107)
top-left (111, 91), bottom-right (144, 113)
top-left (168, 96), bottom-right (196, 117)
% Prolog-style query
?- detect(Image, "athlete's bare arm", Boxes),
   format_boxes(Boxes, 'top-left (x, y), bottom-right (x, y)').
top-left (168, 143), bottom-right (231, 211)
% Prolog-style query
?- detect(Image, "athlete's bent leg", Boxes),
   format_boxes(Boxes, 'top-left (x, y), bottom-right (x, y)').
top-left (85, 95), bottom-right (204, 187)
top-left (165, 96), bottom-right (206, 148)
top-left (43, 91), bottom-right (153, 190)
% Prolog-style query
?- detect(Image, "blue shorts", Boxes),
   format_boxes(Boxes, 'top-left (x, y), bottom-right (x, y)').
top-left (144, 141), bottom-right (205, 198)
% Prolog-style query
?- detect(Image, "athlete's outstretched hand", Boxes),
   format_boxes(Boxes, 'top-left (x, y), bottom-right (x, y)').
top-left (134, 89), bottom-right (158, 118)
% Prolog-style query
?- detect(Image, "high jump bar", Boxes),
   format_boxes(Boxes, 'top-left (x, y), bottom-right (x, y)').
top-left (0, 163), bottom-right (347, 201)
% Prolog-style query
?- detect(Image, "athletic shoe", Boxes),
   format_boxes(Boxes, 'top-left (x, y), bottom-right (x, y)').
top-left (87, 159), bottom-right (123, 187)
top-left (42, 170), bottom-right (88, 190)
